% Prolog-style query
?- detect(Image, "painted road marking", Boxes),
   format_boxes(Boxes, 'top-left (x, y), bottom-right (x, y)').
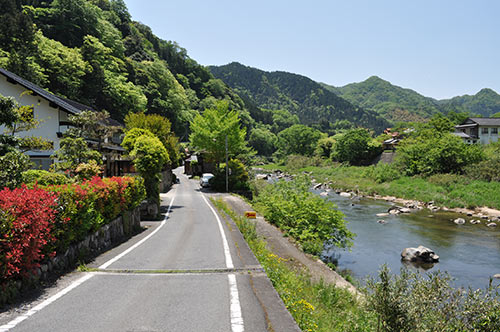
top-left (228, 274), bottom-right (244, 332)
top-left (99, 192), bottom-right (177, 269)
top-left (200, 193), bottom-right (244, 332)
top-left (0, 273), bottom-right (94, 332)
top-left (0, 192), bottom-right (177, 331)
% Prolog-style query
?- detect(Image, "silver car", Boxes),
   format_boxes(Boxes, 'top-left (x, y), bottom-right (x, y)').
top-left (200, 173), bottom-right (214, 188)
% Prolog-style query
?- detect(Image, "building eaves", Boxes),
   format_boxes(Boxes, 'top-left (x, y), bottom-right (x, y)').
top-left (0, 67), bottom-right (81, 115)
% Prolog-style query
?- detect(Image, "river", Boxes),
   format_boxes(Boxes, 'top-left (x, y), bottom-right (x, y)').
top-left (316, 189), bottom-right (500, 290)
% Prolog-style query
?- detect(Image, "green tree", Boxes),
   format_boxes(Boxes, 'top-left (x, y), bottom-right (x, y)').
top-left (189, 100), bottom-right (249, 164)
top-left (271, 109), bottom-right (299, 134)
top-left (333, 128), bottom-right (380, 165)
top-left (130, 135), bottom-right (169, 216)
top-left (277, 124), bottom-right (321, 157)
top-left (396, 133), bottom-right (484, 176)
top-left (124, 112), bottom-right (181, 167)
top-left (248, 127), bottom-right (277, 156)
top-left (315, 136), bottom-right (336, 159)
top-left (121, 128), bottom-right (155, 152)
top-left (51, 137), bottom-right (102, 174)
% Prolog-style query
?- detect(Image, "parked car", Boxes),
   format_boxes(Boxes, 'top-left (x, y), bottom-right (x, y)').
top-left (200, 173), bottom-right (214, 188)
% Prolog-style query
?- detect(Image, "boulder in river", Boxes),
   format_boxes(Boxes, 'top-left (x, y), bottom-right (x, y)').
top-left (487, 222), bottom-right (497, 227)
top-left (470, 219), bottom-right (481, 225)
top-left (377, 219), bottom-right (387, 224)
top-left (320, 191), bottom-right (328, 196)
top-left (453, 218), bottom-right (466, 225)
top-left (401, 246), bottom-right (439, 263)
top-left (399, 207), bottom-right (412, 214)
top-left (376, 213), bottom-right (389, 217)
top-left (494, 274), bottom-right (500, 279)
top-left (339, 192), bottom-right (351, 197)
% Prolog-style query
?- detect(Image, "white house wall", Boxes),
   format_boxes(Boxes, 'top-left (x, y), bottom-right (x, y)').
top-left (479, 127), bottom-right (499, 144)
top-left (0, 74), bottom-right (62, 156)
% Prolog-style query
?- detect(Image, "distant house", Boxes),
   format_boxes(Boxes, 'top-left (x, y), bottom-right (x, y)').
top-left (0, 68), bottom-right (128, 174)
top-left (454, 118), bottom-right (500, 144)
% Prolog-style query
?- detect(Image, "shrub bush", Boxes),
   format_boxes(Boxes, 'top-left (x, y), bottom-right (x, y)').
top-left (254, 177), bottom-right (353, 255)
top-left (363, 163), bottom-right (402, 183)
top-left (0, 186), bottom-right (58, 283)
top-left (465, 158), bottom-right (500, 182)
top-left (210, 159), bottom-right (250, 192)
top-left (45, 176), bottom-right (146, 252)
top-left (366, 266), bottom-right (500, 332)
top-left (22, 169), bottom-right (70, 186)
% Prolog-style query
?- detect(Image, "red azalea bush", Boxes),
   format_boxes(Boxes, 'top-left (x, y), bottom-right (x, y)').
top-left (45, 176), bottom-right (145, 252)
top-left (0, 186), bottom-right (58, 283)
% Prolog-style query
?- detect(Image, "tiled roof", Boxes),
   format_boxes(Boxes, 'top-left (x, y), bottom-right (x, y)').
top-left (0, 67), bottom-right (82, 115)
top-left (468, 118), bottom-right (500, 126)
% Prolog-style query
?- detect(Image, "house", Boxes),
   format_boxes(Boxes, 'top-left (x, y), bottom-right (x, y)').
top-left (453, 118), bottom-right (500, 144)
top-left (0, 67), bottom-right (128, 174)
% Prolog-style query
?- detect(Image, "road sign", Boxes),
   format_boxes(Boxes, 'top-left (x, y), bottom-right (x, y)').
top-left (244, 211), bottom-right (257, 219)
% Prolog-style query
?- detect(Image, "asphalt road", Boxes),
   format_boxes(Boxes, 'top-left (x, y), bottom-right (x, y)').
top-left (0, 168), bottom-right (299, 332)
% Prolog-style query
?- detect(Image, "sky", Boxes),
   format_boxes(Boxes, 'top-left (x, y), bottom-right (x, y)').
top-left (123, 0), bottom-right (500, 100)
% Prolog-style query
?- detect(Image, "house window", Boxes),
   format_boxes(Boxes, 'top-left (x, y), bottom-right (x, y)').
top-left (492, 128), bottom-right (498, 135)
top-left (482, 127), bottom-right (489, 134)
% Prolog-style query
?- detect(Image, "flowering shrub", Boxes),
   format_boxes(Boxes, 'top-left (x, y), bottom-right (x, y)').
top-left (0, 186), bottom-right (58, 283)
top-left (46, 176), bottom-right (145, 252)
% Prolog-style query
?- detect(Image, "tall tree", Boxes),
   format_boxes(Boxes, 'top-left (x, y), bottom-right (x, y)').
top-left (277, 124), bottom-right (321, 156)
top-left (189, 101), bottom-right (248, 163)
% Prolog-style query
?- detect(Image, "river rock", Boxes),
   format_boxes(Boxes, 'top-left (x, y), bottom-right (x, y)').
top-left (313, 183), bottom-right (322, 189)
top-left (255, 174), bottom-right (269, 180)
top-left (494, 274), bottom-right (500, 279)
top-left (399, 207), bottom-right (412, 214)
top-left (453, 218), bottom-right (466, 225)
top-left (377, 213), bottom-right (389, 217)
top-left (487, 222), bottom-right (497, 227)
top-left (377, 219), bottom-right (387, 224)
top-left (320, 191), bottom-right (328, 196)
top-left (470, 219), bottom-right (481, 225)
top-left (339, 192), bottom-right (351, 197)
top-left (401, 245), bottom-right (439, 263)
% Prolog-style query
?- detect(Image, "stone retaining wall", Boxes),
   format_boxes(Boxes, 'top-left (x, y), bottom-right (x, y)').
top-left (36, 207), bottom-right (141, 281)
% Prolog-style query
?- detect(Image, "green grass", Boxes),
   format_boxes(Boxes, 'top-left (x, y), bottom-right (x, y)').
top-left (211, 198), bottom-right (376, 332)
top-left (276, 164), bottom-right (500, 210)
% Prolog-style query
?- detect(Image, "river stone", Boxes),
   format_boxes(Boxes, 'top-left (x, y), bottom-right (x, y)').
top-left (339, 192), bottom-right (351, 197)
top-left (453, 218), bottom-right (466, 225)
top-left (401, 245), bottom-right (439, 263)
top-left (399, 207), bottom-right (412, 213)
top-left (470, 219), bottom-right (481, 225)
top-left (377, 219), bottom-right (387, 224)
top-left (494, 274), bottom-right (500, 279)
top-left (377, 213), bottom-right (389, 217)
top-left (487, 222), bottom-right (497, 227)
top-left (320, 192), bottom-right (328, 196)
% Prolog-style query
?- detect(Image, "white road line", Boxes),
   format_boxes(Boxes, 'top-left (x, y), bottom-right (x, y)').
top-left (0, 192), bottom-right (177, 331)
top-left (200, 193), bottom-right (234, 269)
top-left (228, 274), bottom-right (244, 332)
top-left (99, 193), bottom-right (176, 269)
top-left (0, 273), bottom-right (94, 332)
top-left (200, 193), bottom-right (244, 331)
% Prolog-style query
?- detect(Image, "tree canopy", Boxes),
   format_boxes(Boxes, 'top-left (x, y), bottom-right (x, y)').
top-left (277, 124), bottom-right (321, 157)
top-left (189, 101), bottom-right (249, 163)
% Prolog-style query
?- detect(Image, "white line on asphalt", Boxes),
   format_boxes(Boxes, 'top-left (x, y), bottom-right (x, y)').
top-left (99, 192), bottom-right (176, 269)
top-left (0, 192), bottom-right (177, 332)
top-left (200, 193), bottom-right (234, 269)
top-left (0, 273), bottom-right (94, 332)
top-left (228, 274), bottom-right (244, 332)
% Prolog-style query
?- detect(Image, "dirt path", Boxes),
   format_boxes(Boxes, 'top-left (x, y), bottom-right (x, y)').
top-left (207, 193), bottom-right (359, 296)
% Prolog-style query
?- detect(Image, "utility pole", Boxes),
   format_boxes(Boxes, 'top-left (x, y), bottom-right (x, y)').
top-left (225, 134), bottom-right (229, 192)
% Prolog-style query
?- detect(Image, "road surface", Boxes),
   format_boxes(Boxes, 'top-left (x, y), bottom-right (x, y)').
top-left (0, 168), bottom-right (299, 332)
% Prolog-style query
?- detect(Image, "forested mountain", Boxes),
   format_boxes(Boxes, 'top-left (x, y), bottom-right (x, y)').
top-left (209, 62), bottom-right (389, 133)
top-left (438, 88), bottom-right (500, 117)
top-left (323, 76), bottom-right (500, 121)
top-left (0, 0), bottom-right (246, 138)
top-left (322, 76), bottom-right (441, 122)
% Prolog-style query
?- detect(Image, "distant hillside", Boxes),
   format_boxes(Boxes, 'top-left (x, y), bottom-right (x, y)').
top-left (0, 0), bottom-right (245, 138)
top-left (323, 77), bottom-right (500, 121)
top-left (438, 88), bottom-right (500, 117)
top-left (322, 76), bottom-right (441, 122)
top-left (209, 62), bottom-right (389, 132)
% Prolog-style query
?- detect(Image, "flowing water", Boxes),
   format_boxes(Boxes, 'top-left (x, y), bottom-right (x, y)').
top-left (316, 189), bottom-right (500, 290)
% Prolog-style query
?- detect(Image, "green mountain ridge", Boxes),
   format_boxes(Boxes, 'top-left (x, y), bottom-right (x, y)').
top-left (323, 76), bottom-right (500, 120)
top-left (209, 62), bottom-right (389, 133)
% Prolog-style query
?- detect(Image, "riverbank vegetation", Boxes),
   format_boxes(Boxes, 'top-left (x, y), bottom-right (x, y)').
top-left (213, 198), bottom-right (500, 332)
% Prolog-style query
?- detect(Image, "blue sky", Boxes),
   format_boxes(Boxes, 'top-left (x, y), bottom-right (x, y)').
top-left (123, 0), bottom-right (500, 99)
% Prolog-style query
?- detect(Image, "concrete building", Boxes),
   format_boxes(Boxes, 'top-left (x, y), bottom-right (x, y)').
top-left (454, 117), bottom-right (500, 144)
